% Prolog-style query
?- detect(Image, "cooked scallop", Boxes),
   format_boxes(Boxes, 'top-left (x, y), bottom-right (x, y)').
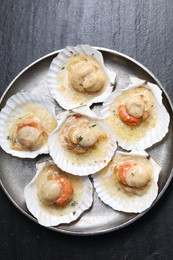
top-left (92, 150), bottom-right (161, 213)
top-left (101, 76), bottom-right (170, 150)
top-left (49, 106), bottom-right (117, 176)
top-left (0, 92), bottom-right (57, 158)
top-left (47, 44), bottom-right (116, 109)
top-left (24, 160), bottom-right (93, 227)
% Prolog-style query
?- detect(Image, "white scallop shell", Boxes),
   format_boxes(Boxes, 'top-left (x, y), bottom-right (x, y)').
top-left (24, 160), bottom-right (93, 227)
top-left (47, 44), bottom-right (116, 109)
top-left (101, 76), bottom-right (170, 150)
top-left (0, 92), bottom-right (57, 158)
top-left (49, 106), bottom-right (117, 176)
top-left (92, 150), bottom-right (161, 213)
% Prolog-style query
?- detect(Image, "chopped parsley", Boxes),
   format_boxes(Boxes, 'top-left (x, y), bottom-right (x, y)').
top-left (61, 66), bottom-right (65, 70)
top-left (71, 200), bottom-right (78, 207)
top-left (91, 124), bottom-right (96, 127)
top-left (7, 136), bottom-right (11, 140)
top-left (92, 53), bottom-right (94, 56)
top-left (131, 172), bottom-right (134, 176)
top-left (147, 155), bottom-right (151, 160)
top-left (70, 51), bottom-right (74, 54)
top-left (77, 136), bottom-right (83, 142)
top-left (73, 211), bottom-right (76, 215)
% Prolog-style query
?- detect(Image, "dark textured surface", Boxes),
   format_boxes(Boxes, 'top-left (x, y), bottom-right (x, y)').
top-left (0, 0), bottom-right (173, 259)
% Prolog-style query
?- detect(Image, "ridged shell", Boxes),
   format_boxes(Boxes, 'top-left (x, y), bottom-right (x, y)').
top-left (24, 160), bottom-right (93, 227)
top-left (0, 92), bottom-right (57, 158)
top-left (47, 44), bottom-right (116, 109)
top-left (92, 150), bottom-right (161, 213)
top-left (101, 76), bottom-right (170, 150)
top-left (49, 106), bottom-right (117, 176)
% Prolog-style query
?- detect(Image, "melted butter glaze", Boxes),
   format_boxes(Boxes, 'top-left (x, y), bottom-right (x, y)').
top-left (108, 87), bottom-right (158, 143)
top-left (36, 164), bottom-right (83, 216)
top-left (9, 103), bottom-right (57, 151)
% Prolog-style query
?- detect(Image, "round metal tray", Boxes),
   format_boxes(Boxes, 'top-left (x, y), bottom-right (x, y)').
top-left (0, 47), bottom-right (173, 235)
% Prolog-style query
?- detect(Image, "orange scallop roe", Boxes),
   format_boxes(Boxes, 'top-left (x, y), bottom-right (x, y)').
top-left (17, 120), bottom-right (40, 131)
top-left (118, 104), bottom-right (142, 126)
top-left (54, 176), bottom-right (74, 207)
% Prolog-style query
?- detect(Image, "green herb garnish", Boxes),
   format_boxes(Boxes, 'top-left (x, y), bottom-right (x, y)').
top-left (71, 200), bottom-right (78, 207)
top-left (77, 136), bottom-right (83, 142)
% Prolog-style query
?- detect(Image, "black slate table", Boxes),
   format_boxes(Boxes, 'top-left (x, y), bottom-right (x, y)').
top-left (1, 1), bottom-right (173, 259)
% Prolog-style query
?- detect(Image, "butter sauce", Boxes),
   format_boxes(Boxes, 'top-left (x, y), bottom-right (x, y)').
top-left (36, 164), bottom-right (83, 216)
top-left (108, 87), bottom-right (157, 143)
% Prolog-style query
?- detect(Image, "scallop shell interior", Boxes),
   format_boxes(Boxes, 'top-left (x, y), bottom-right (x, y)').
top-left (0, 92), bottom-right (57, 158)
top-left (47, 44), bottom-right (116, 109)
top-left (49, 106), bottom-right (117, 176)
top-left (24, 160), bottom-right (93, 227)
top-left (92, 150), bottom-right (161, 213)
top-left (101, 77), bottom-right (170, 150)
